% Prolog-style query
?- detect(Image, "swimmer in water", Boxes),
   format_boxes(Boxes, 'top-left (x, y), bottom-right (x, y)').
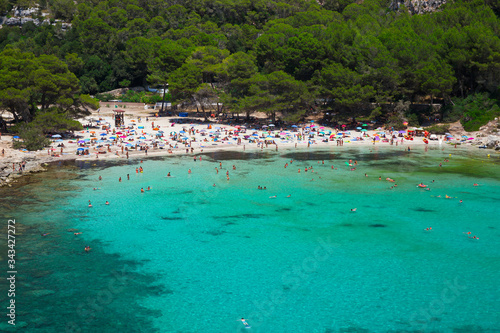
top-left (269, 195), bottom-right (277, 198)
top-left (240, 318), bottom-right (250, 328)
top-left (213, 183), bottom-right (216, 187)
top-left (74, 232), bottom-right (82, 235)
top-left (88, 203), bottom-right (92, 207)
top-left (425, 227), bottom-right (432, 231)
top-left (473, 183), bottom-right (479, 186)
top-left (141, 188), bottom-right (144, 193)
top-left (85, 246), bottom-right (91, 252)
top-left (351, 208), bottom-right (357, 212)
top-left (41, 233), bottom-right (50, 236)
top-left (105, 201), bottom-right (109, 205)
top-left (286, 194), bottom-right (291, 198)
top-left (167, 172), bottom-right (171, 177)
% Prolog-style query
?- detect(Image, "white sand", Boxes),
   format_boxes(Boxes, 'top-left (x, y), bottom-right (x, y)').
top-left (0, 103), bottom-right (488, 185)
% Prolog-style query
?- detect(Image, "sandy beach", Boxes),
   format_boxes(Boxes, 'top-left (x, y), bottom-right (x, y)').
top-left (0, 103), bottom-right (496, 186)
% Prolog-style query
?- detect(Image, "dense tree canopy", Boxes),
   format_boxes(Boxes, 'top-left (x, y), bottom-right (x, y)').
top-left (1, 0), bottom-right (499, 127)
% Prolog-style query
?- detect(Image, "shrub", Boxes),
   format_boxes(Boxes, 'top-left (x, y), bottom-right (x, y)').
top-left (445, 93), bottom-right (500, 131)
top-left (96, 93), bottom-right (114, 102)
top-left (425, 124), bottom-right (450, 134)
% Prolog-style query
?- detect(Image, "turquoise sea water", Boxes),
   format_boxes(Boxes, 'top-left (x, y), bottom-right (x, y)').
top-left (1, 146), bottom-right (500, 333)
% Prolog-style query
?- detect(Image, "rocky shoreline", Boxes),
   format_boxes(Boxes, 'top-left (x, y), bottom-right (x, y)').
top-left (0, 154), bottom-right (76, 187)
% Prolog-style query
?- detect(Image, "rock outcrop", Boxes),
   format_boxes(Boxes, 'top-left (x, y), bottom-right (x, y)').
top-left (390, 0), bottom-right (447, 14)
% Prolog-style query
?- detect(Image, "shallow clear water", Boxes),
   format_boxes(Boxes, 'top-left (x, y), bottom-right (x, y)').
top-left (1, 146), bottom-right (500, 333)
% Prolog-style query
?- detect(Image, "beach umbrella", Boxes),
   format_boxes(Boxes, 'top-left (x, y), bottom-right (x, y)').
top-left (262, 125), bottom-right (268, 128)
top-left (120, 135), bottom-right (127, 138)
top-left (77, 148), bottom-right (85, 151)
top-left (115, 132), bottom-right (122, 135)
top-left (139, 136), bottom-right (146, 139)
top-left (13, 136), bottom-right (20, 139)
top-left (138, 126), bottom-right (144, 129)
top-left (361, 129), bottom-right (368, 132)
top-left (356, 127), bottom-right (362, 130)
top-left (52, 134), bottom-right (62, 138)
top-left (109, 136), bottom-right (116, 140)
top-left (100, 133), bottom-right (107, 136)
top-left (398, 130), bottom-right (406, 134)
top-left (77, 140), bottom-right (85, 143)
top-left (310, 120), bottom-right (315, 122)
top-left (362, 124), bottom-right (368, 127)
top-left (269, 124), bottom-right (275, 127)
top-left (291, 125), bottom-right (298, 128)
top-left (375, 137), bottom-right (380, 141)
top-left (55, 139), bottom-right (63, 142)
top-left (180, 130), bottom-right (186, 133)
top-left (342, 124), bottom-right (346, 127)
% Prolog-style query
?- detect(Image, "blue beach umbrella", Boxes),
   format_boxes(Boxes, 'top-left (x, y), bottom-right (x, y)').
top-left (356, 127), bottom-right (362, 130)
top-left (52, 134), bottom-right (62, 138)
top-left (291, 125), bottom-right (298, 128)
top-left (77, 148), bottom-right (85, 151)
top-left (100, 133), bottom-right (107, 136)
top-left (13, 136), bottom-right (20, 139)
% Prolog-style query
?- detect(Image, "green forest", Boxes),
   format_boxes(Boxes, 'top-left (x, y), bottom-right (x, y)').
top-left (1, 0), bottom-right (500, 136)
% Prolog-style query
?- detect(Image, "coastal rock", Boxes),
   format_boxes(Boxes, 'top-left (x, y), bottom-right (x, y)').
top-left (390, 0), bottom-right (447, 14)
top-left (485, 135), bottom-right (499, 149)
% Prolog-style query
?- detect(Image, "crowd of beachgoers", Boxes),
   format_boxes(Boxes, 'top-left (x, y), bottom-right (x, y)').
top-left (0, 106), bottom-right (495, 186)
